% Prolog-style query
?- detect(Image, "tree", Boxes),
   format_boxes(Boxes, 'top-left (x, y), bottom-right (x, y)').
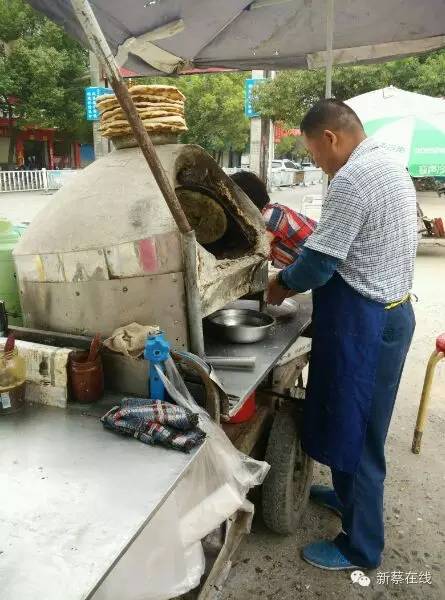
top-left (275, 135), bottom-right (307, 161)
top-left (254, 50), bottom-right (445, 127)
top-left (139, 72), bottom-right (250, 163)
top-left (0, 0), bottom-right (38, 43)
top-left (0, 0), bottom-right (89, 165)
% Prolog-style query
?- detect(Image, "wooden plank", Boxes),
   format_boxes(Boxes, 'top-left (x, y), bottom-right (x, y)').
top-left (10, 326), bottom-right (92, 349)
top-left (197, 510), bottom-right (253, 600)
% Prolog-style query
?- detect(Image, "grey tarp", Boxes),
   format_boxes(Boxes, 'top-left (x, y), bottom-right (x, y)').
top-left (27, 1), bottom-right (445, 75)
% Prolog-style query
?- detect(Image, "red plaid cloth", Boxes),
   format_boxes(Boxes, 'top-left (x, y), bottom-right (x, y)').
top-left (262, 203), bottom-right (317, 268)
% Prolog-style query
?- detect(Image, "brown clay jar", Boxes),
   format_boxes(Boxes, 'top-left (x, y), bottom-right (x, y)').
top-left (69, 351), bottom-right (104, 404)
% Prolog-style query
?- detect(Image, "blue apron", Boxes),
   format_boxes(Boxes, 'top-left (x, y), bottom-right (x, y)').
top-left (302, 273), bottom-right (388, 474)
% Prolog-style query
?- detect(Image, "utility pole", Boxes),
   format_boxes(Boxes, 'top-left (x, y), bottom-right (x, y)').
top-left (89, 51), bottom-right (109, 159)
top-left (249, 70), bottom-right (263, 177)
top-left (249, 70), bottom-right (274, 190)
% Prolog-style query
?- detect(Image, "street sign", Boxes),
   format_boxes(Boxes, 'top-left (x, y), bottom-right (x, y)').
top-left (84, 86), bottom-right (113, 121)
top-left (244, 78), bottom-right (264, 118)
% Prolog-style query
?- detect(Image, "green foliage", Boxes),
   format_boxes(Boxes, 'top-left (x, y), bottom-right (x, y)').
top-left (412, 52), bottom-right (445, 97)
top-left (275, 135), bottom-right (306, 161)
top-left (0, 0), bottom-right (40, 43)
top-left (0, 0), bottom-right (89, 147)
top-left (254, 51), bottom-right (445, 127)
top-left (138, 72), bottom-right (250, 155)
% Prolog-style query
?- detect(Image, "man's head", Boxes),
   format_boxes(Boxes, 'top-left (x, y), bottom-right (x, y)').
top-left (230, 170), bottom-right (270, 211)
top-left (300, 99), bottom-right (366, 177)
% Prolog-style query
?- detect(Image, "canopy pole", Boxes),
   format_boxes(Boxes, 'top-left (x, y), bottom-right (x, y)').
top-left (70, 0), bottom-right (205, 357)
top-left (322, 0), bottom-right (335, 195)
top-left (324, 0), bottom-right (335, 98)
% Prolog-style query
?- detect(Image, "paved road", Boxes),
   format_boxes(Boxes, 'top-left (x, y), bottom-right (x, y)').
top-left (0, 190), bottom-right (54, 224)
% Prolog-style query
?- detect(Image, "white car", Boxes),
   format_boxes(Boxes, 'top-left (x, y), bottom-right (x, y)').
top-left (271, 159), bottom-right (300, 173)
top-left (271, 159), bottom-right (302, 187)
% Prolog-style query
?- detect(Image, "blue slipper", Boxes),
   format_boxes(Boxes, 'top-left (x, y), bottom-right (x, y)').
top-left (302, 541), bottom-right (360, 571)
top-left (310, 485), bottom-right (343, 517)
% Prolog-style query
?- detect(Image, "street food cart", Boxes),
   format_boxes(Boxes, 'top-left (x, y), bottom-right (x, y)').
top-left (2, 1), bottom-right (445, 598)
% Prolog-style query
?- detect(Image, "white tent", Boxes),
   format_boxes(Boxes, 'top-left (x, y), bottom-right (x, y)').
top-left (347, 87), bottom-right (445, 176)
top-left (347, 86), bottom-right (445, 122)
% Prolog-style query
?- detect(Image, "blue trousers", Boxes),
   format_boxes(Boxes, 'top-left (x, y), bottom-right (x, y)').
top-left (332, 300), bottom-right (415, 568)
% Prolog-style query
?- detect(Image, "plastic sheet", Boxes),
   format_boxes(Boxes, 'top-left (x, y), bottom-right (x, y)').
top-left (92, 357), bottom-right (269, 600)
top-left (158, 358), bottom-right (269, 592)
top-left (92, 487), bottom-right (205, 600)
top-left (159, 356), bottom-right (269, 492)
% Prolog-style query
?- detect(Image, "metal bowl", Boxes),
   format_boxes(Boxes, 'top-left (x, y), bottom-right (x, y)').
top-left (207, 308), bottom-right (275, 344)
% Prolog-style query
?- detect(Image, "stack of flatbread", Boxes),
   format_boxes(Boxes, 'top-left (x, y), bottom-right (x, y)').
top-left (96, 84), bottom-right (187, 141)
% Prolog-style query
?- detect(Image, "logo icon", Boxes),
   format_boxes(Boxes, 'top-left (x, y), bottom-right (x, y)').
top-left (351, 570), bottom-right (371, 587)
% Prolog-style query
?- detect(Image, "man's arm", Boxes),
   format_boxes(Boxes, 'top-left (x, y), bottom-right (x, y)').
top-left (267, 247), bottom-right (339, 305)
top-left (281, 247), bottom-right (339, 290)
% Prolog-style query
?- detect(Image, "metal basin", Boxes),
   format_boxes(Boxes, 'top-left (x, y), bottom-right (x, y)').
top-left (207, 308), bottom-right (275, 344)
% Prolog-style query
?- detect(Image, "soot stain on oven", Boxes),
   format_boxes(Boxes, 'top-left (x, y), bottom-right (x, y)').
top-left (175, 156), bottom-right (261, 260)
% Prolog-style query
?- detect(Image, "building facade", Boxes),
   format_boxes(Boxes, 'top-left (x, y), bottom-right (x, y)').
top-left (0, 118), bottom-right (81, 170)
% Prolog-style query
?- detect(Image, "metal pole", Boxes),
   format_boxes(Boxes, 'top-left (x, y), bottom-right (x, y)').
top-left (70, 0), bottom-right (205, 355)
top-left (259, 70), bottom-right (275, 191)
top-left (322, 0), bottom-right (335, 195)
top-left (266, 70), bottom-right (276, 192)
top-left (324, 0), bottom-right (335, 99)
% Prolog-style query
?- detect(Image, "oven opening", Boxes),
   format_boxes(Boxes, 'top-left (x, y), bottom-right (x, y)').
top-left (176, 185), bottom-right (253, 259)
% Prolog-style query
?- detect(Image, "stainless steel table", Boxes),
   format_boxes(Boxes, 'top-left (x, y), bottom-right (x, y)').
top-left (0, 296), bottom-right (312, 600)
top-left (205, 294), bottom-right (312, 405)
top-left (0, 400), bottom-right (201, 600)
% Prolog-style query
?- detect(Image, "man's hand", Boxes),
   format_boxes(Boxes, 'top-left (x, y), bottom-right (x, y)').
top-left (267, 274), bottom-right (291, 306)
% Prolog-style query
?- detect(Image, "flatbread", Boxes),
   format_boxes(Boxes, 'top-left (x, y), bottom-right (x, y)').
top-left (101, 103), bottom-right (184, 121)
top-left (101, 123), bottom-right (187, 138)
top-left (96, 96), bottom-right (184, 114)
top-left (101, 109), bottom-right (184, 125)
top-left (101, 111), bottom-right (183, 126)
top-left (97, 94), bottom-right (184, 106)
top-left (176, 189), bottom-right (227, 245)
top-left (101, 115), bottom-right (186, 129)
top-left (96, 94), bottom-right (184, 111)
top-left (97, 85), bottom-right (188, 139)
top-left (100, 115), bottom-right (188, 137)
top-left (128, 84), bottom-right (185, 102)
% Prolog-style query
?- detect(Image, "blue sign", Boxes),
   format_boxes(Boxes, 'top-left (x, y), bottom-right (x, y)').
top-left (84, 86), bottom-right (113, 121)
top-left (244, 78), bottom-right (264, 118)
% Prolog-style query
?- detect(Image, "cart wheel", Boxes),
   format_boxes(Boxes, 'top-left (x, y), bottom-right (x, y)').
top-left (262, 402), bottom-right (313, 535)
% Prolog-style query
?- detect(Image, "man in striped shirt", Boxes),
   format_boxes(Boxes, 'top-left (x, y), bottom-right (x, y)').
top-left (267, 99), bottom-right (416, 573)
top-left (230, 170), bottom-right (317, 267)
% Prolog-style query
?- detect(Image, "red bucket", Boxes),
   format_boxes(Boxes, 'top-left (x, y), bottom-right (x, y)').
top-left (228, 391), bottom-right (256, 424)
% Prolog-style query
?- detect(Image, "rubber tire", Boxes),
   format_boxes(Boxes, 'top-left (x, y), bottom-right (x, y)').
top-left (262, 402), bottom-right (314, 535)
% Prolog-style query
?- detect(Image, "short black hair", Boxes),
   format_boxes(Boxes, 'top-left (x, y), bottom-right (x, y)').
top-left (230, 170), bottom-right (270, 211)
top-left (300, 98), bottom-right (364, 137)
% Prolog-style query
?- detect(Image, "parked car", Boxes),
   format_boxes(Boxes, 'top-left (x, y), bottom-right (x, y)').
top-left (272, 159), bottom-right (300, 173)
top-left (271, 159), bottom-right (302, 187)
